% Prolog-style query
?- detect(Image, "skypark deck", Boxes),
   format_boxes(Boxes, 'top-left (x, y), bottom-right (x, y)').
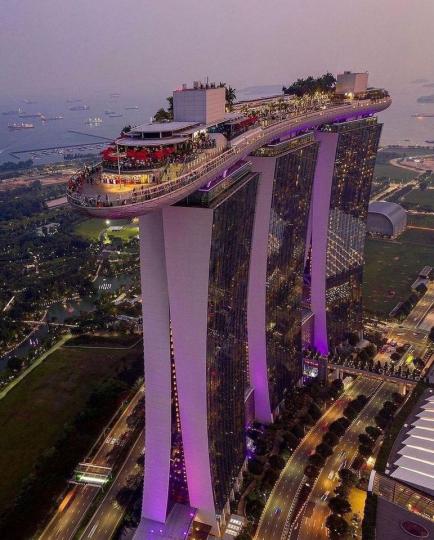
top-left (67, 96), bottom-right (391, 218)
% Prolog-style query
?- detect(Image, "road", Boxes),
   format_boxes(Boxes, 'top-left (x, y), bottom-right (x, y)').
top-left (254, 377), bottom-right (380, 540)
top-left (293, 381), bottom-right (397, 540)
top-left (39, 386), bottom-right (144, 540)
top-left (404, 282), bottom-right (434, 330)
top-left (79, 429), bottom-right (144, 540)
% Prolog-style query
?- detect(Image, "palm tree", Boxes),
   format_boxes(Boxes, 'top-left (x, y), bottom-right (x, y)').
top-left (225, 85), bottom-right (237, 111)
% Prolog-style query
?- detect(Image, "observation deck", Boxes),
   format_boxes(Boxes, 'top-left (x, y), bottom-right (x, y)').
top-left (67, 96), bottom-right (391, 219)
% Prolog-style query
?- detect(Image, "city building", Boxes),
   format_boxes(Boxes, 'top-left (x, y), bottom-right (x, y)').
top-left (310, 117), bottom-right (383, 353)
top-left (367, 201), bottom-right (407, 238)
top-left (67, 77), bottom-right (391, 536)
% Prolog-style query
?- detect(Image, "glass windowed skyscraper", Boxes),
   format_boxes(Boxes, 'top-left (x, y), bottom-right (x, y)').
top-left (66, 77), bottom-right (390, 537)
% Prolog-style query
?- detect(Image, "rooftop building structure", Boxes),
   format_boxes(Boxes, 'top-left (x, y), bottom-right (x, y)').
top-left (336, 71), bottom-right (369, 96)
top-left (173, 83), bottom-right (226, 124)
top-left (66, 74), bottom-right (391, 537)
top-left (367, 201), bottom-right (407, 238)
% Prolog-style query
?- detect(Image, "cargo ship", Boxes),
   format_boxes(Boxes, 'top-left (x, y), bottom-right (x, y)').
top-left (19, 112), bottom-right (43, 118)
top-left (41, 115), bottom-right (64, 121)
top-left (69, 105), bottom-right (90, 111)
top-left (8, 122), bottom-right (35, 130)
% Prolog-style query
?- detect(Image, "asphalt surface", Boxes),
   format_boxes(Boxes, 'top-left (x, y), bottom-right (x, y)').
top-left (39, 386), bottom-right (144, 540)
top-left (254, 377), bottom-right (379, 540)
top-left (79, 428), bottom-right (144, 540)
top-left (293, 381), bottom-right (397, 540)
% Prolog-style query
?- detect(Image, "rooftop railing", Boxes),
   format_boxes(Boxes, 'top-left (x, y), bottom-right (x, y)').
top-left (67, 97), bottom-right (391, 211)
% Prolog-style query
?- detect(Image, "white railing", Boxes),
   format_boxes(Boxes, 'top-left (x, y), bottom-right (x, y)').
top-left (67, 98), bottom-right (391, 210)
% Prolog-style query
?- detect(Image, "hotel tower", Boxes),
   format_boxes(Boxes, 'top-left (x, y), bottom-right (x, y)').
top-left (67, 73), bottom-right (390, 537)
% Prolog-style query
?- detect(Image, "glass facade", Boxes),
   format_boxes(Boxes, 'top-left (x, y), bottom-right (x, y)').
top-left (323, 118), bottom-right (382, 348)
top-left (265, 136), bottom-right (318, 411)
top-left (205, 172), bottom-right (258, 515)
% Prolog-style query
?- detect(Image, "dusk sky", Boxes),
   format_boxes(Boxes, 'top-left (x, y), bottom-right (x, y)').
top-left (1, 0), bottom-right (434, 99)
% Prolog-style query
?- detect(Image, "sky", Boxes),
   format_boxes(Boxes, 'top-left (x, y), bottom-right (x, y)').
top-left (1, 0), bottom-right (434, 100)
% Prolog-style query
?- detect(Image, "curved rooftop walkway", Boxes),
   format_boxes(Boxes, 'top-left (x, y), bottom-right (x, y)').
top-left (67, 97), bottom-right (391, 218)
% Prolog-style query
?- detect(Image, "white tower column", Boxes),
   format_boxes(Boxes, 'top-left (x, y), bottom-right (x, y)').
top-left (139, 211), bottom-right (172, 523)
top-left (247, 156), bottom-right (276, 424)
top-left (163, 206), bottom-right (219, 535)
top-left (310, 132), bottom-right (339, 355)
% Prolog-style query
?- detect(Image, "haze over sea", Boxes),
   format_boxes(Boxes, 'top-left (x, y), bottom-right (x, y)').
top-left (1, 79), bottom-right (434, 166)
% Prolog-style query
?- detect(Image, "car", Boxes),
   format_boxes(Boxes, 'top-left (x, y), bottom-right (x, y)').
top-left (320, 491), bottom-right (330, 501)
top-left (274, 507), bottom-right (281, 516)
top-left (328, 470), bottom-right (335, 480)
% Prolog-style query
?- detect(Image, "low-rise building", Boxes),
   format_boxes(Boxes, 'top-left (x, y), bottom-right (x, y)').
top-left (367, 201), bottom-right (407, 238)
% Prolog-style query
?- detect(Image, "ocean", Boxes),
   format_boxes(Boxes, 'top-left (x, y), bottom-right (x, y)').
top-left (1, 81), bottom-right (433, 166)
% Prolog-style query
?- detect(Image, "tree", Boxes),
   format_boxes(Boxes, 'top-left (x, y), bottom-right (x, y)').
top-left (283, 431), bottom-right (299, 450)
top-left (358, 434), bottom-right (374, 447)
top-left (323, 431), bottom-right (339, 447)
top-left (291, 424), bottom-right (304, 439)
top-left (309, 402), bottom-right (322, 421)
top-left (375, 414), bottom-right (389, 430)
top-left (269, 455), bottom-right (285, 470)
top-left (391, 392), bottom-right (404, 405)
top-left (329, 421), bottom-right (346, 437)
top-left (343, 405), bottom-right (358, 421)
top-left (326, 513), bottom-right (350, 536)
top-left (328, 496), bottom-right (352, 515)
top-left (359, 444), bottom-right (373, 458)
top-left (116, 486), bottom-right (134, 508)
top-left (225, 85), bottom-right (237, 111)
top-left (154, 108), bottom-right (171, 122)
top-left (247, 459), bottom-right (264, 476)
top-left (347, 332), bottom-right (359, 347)
top-left (365, 344), bottom-right (377, 358)
top-left (7, 356), bottom-right (22, 372)
top-left (339, 468), bottom-right (357, 487)
top-left (309, 453), bottom-right (325, 468)
top-left (316, 442), bottom-right (333, 458)
top-left (366, 425), bottom-right (382, 440)
top-left (304, 464), bottom-right (319, 479)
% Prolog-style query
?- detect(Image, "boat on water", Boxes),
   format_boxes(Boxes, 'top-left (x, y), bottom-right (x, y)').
top-left (426, 140), bottom-right (434, 144)
top-left (19, 112), bottom-right (43, 118)
top-left (110, 93), bottom-right (121, 98)
top-left (66, 99), bottom-right (82, 103)
top-left (23, 99), bottom-right (37, 104)
top-left (104, 110), bottom-right (116, 115)
top-left (85, 117), bottom-right (103, 125)
top-left (412, 113), bottom-right (434, 118)
top-left (125, 106), bottom-right (139, 110)
top-left (70, 105), bottom-right (90, 111)
top-left (2, 108), bottom-right (22, 116)
top-left (41, 115), bottom-right (64, 121)
top-left (8, 122), bottom-right (35, 130)
top-left (108, 113), bottom-right (123, 118)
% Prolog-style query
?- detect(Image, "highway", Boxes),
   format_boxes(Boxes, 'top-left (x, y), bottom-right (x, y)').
top-left (254, 377), bottom-right (380, 540)
top-left (78, 428), bottom-right (144, 540)
top-left (293, 381), bottom-right (397, 540)
top-left (39, 386), bottom-right (144, 540)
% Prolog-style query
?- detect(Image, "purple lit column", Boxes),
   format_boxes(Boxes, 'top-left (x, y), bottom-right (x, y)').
top-left (247, 156), bottom-right (276, 424)
top-left (138, 211), bottom-right (172, 523)
top-left (310, 132), bottom-right (338, 355)
top-left (163, 206), bottom-right (219, 535)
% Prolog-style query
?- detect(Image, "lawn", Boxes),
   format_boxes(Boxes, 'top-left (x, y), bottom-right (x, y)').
top-left (407, 213), bottom-right (434, 228)
top-left (65, 334), bottom-right (141, 348)
top-left (374, 163), bottom-right (418, 182)
top-left (0, 343), bottom-right (141, 513)
top-left (74, 218), bottom-right (132, 241)
top-left (363, 233), bottom-right (434, 316)
top-left (106, 224), bottom-right (139, 242)
top-left (402, 188), bottom-right (434, 211)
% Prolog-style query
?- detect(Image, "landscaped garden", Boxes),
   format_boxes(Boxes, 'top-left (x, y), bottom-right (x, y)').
top-left (363, 234), bottom-right (434, 316)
